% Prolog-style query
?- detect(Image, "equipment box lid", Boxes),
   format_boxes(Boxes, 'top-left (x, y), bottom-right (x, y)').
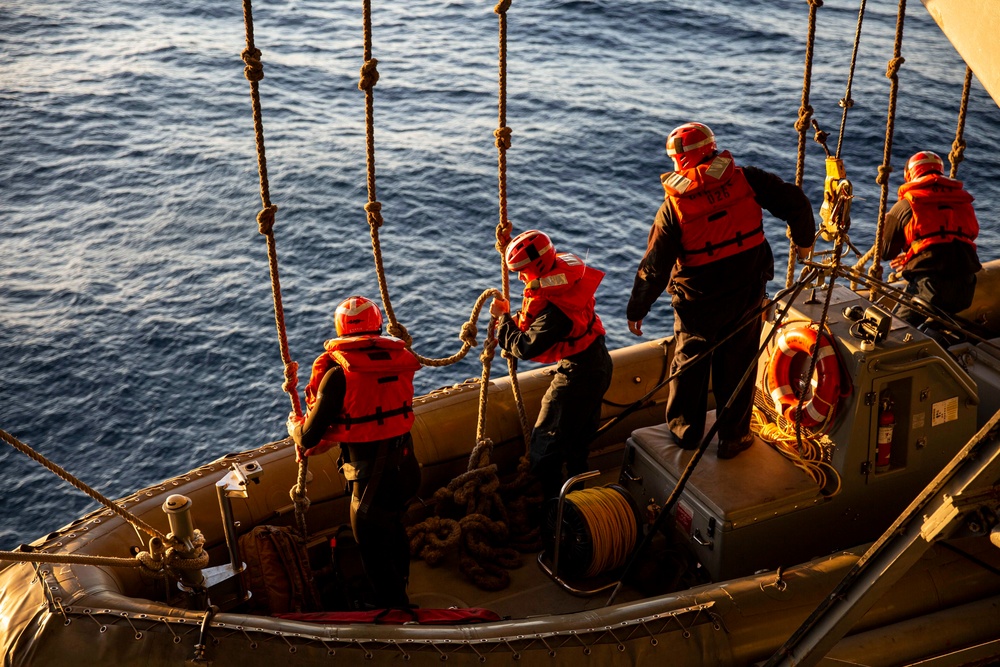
top-left (630, 423), bottom-right (821, 526)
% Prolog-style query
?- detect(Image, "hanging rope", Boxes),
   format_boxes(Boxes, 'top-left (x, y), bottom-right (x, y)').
top-left (949, 65), bottom-right (973, 178)
top-left (492, 0), bottom-right (539, 551)
top-left (864, 0), bottom-right (908, 284)
top-left (406, 0), bottom-right (543, 588)
top-left (240, 0), bottom-right (309, 538)
top-left (787, 0), bottom-right (823, 288)
top-left (835, 0), bottom-right (867, 159)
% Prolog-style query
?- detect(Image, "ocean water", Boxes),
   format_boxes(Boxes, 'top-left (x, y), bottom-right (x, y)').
top-left (1, 0), bottom-right (998, 549)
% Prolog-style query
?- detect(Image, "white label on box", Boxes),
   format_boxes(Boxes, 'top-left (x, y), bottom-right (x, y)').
top-left (912, 412), bottom-right (925, 430)
top-left (931, 397), bottom-right (958, 426)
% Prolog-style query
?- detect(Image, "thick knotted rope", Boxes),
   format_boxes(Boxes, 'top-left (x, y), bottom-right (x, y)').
top-left (949, 66), bottom-right (973, 178)
top-left (0, 428), bottom-right (209, 580)
top-left (241, 0), bottom-right (308, 537)
top-left (866, 0), bottom-right (907, 285)
top-left (836, 0), bottom-right (867, 158)
top-left (787, 0), bottom-right (823, 287)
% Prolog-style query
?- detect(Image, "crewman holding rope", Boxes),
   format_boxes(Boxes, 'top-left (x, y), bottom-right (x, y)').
top-left (880, 150), bottom-right (981, 327)
top-left (287, 296), bottom-right (421, 608)
top-left (490, 230), bottom-right (613, 500)
top-left (627, 122), bottom-right (815, 459)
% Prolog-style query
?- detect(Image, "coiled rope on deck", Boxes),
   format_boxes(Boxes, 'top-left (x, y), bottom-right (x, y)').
top-left (751, 408), bottom-right (842, 495)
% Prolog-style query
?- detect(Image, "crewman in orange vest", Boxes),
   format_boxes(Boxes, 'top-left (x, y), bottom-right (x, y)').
top-left (627, 122), bottom-right (815, 459)
top-left (880, 150), bottom-right (981, 327)
top-left (287, 296), bottom-right (421, 608)
top-left (490, 230), bottom-right (614, 500)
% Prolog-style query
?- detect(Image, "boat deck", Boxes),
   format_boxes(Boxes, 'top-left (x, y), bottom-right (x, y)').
top-left (406, 470), bottom-right (678, 619)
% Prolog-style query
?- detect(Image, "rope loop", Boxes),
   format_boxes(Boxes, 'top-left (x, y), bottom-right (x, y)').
top-left (494, 126), bottom-right (512, 150)
top-left (875, 163), bottom-right (893, 186)
top-left (241, 47), bottom-right (264, 82)
top-left (358, 58), bottom-right (380, 91)
top-left (886, 56), bottom-right (905, 79)
top-left (256, 205), bottom-right (278, 235)
top-left (364, 200), bottom-right (384, 229)
top-left (493, 0), bottom-right (512, 15)
top-left (794, 104), bottom-right (814, 132)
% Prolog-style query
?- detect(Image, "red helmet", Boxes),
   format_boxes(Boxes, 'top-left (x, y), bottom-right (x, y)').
top-left (505, 230), bottom-right (556, 280)
top-left (666, 122), bottom-right (717, 170)
top-left (334, 296), bottom-right (383, 337)
top-left (903, 151), bottom-right (944, 182)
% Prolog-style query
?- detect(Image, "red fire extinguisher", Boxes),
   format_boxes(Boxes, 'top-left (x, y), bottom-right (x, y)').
top-left (876, 394), bottom-right (894, 473)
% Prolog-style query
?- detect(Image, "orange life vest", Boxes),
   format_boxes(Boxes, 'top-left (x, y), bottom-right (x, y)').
top-left (516, 253), bottom-right (606, 364)
top-left (660, 150), bottom-right (765, 267)
top-left (897, 174), bottom-right (978, 267)
top-left (304, 335), bottom-right (420, 446)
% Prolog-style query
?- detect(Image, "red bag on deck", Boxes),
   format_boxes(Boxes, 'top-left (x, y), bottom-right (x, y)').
top-left (275, 607), bottom-right (502, 625)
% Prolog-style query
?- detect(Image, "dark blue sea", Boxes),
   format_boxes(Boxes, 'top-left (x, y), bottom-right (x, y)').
top-left (2, 0), bottom-right (998, 549)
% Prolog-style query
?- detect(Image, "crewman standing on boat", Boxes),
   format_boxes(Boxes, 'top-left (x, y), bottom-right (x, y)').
top-left (287, 296), bottom-right (421, 609)
top-left (490, 230), bottom-right (614, 500)
top-left (880, 150), bottom-right (981, 327)
top-left (626, 122), bottom-right (814, 459)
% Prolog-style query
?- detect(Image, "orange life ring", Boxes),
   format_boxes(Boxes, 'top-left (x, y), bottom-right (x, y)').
top-left (766, 325), bottom-right (841, 428)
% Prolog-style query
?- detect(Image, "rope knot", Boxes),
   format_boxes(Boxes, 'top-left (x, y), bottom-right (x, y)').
top-left (949, 138), bottom-right (967, 169)
top-left (256, 205), bottom-right (278, 235)
top-left (241, 47), bottom-right (264, 82)
top-left (290, 485), bottom-right (311, 512)
top-left (794, 104), bottom-right (814, 132)
top-left (495, 225), bottom-right (512, 254)
top-left (459, 320), bottom-right (478, 346)
top-left (838, 96), bottom-right (854, 109)
top-left (365, 200), bottom-right (384, 229)
top-left (358, 58), bottom-right (380, 91)
top-left (493, 0), bottom-right (512, 15)
top-left (875, 163), bottom-right (894, 186)
top-left (494, 126), bottom-right (512, 150)
top-left (282, 360), bottom-right (299, 394)
top-left (807, 0), bottom-right (824, 8)
top-left (388, 321), bottom-right (412, 347)
top-left (886, 56), bottom-right (905, 79)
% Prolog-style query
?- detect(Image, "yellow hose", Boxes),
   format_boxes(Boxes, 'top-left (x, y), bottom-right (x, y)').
top-left (564, 487), bottom-right (638, 577)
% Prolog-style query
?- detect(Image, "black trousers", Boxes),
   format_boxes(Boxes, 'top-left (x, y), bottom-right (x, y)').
top-left (667, 284), bottom-right (764, 447)
top-left (342, 433), bottom-right (421, 608)
top-left (896, 272), bottom-right (977, 326)
top-left (529, 335), bottom-right (614, 500)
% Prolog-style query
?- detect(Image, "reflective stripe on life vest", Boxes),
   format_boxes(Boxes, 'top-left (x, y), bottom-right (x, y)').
top-left (661, 151), bottom-right (766, 267)
top-left (897, 174), bottom-right (978, 266)
top-left (517, 253), bottom-right (606, 363)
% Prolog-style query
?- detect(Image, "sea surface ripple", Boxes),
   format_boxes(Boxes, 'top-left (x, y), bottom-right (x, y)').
top-left (2, 0), bottom-right (998, 548)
